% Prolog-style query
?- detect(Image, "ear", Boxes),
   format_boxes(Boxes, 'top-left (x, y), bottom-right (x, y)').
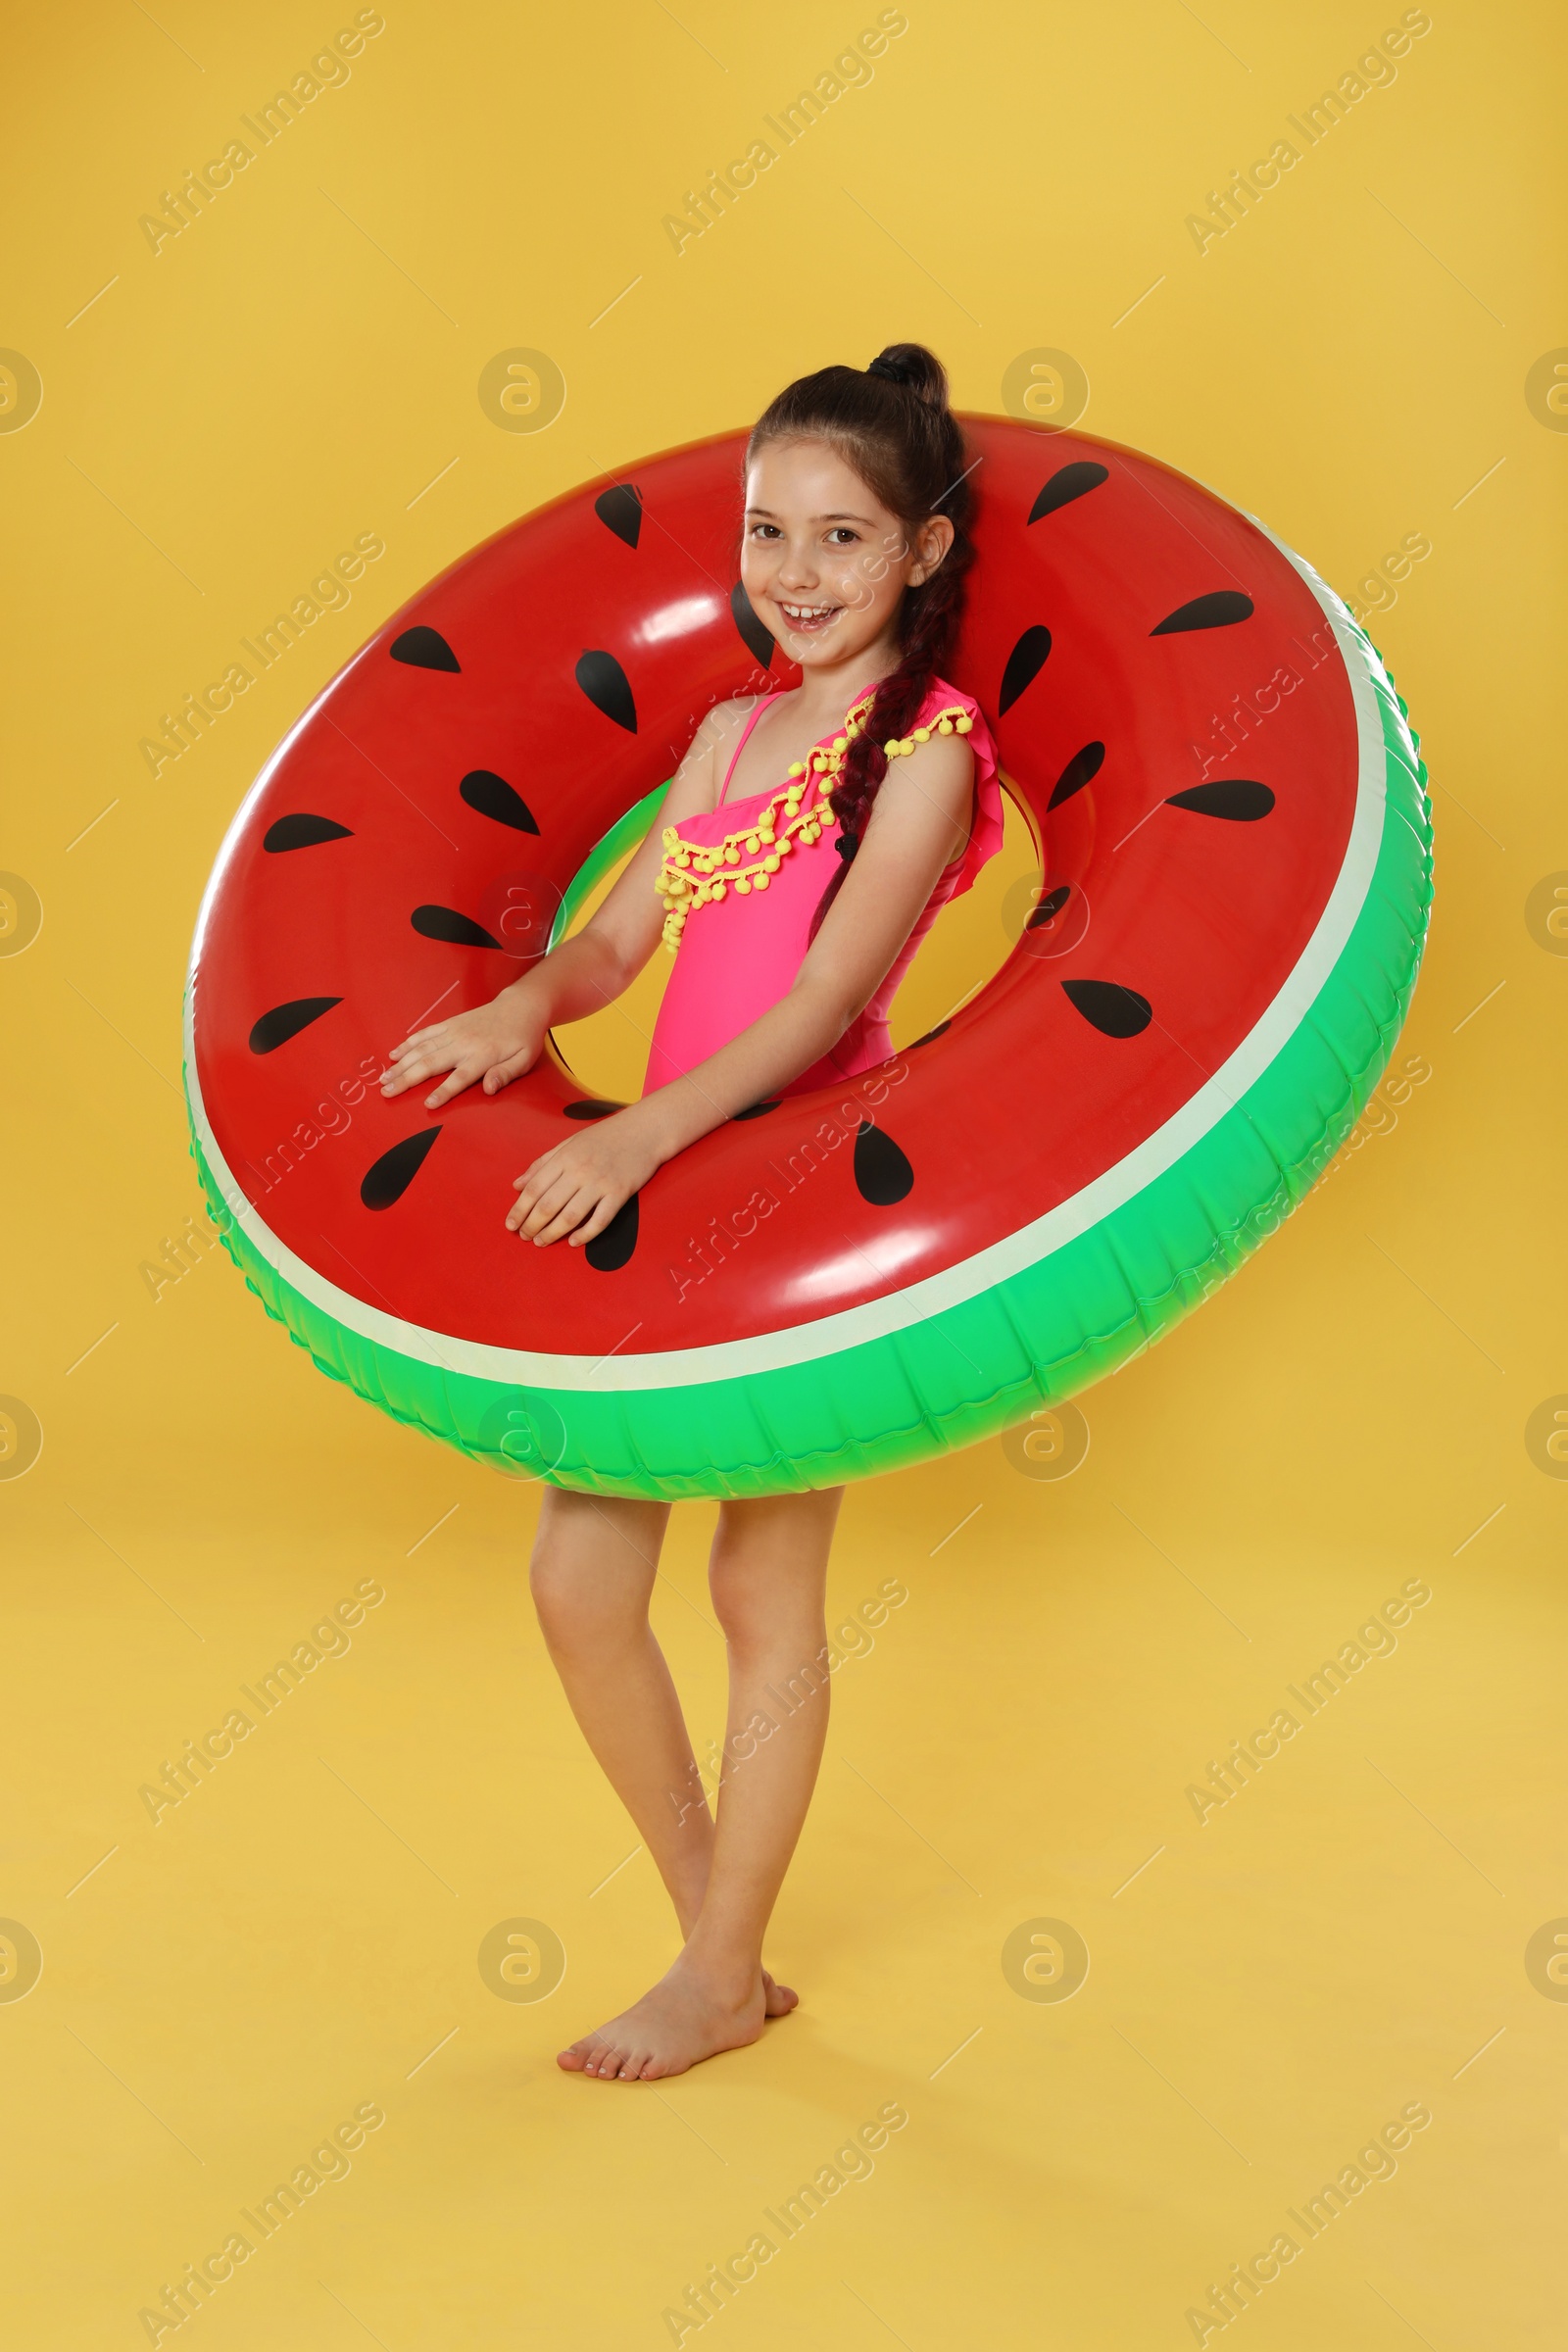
top-left (906, 514), bottom-right (955, 587)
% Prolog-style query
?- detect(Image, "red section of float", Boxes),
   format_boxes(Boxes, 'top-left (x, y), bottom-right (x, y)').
top-left (191, 420), bottom-right (1357, 1357)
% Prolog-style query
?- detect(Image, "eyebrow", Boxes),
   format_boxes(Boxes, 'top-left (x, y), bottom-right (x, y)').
top-left (745, 506), bottom-right (876, 524)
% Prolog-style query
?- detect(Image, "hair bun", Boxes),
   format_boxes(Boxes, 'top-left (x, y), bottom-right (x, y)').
top-left (865, 344), bottom-right (949, 408)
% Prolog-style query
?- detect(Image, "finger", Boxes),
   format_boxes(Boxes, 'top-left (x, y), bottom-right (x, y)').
top-left (381, 1059), bottom-right (442, 1098)
top-left (519, 1174), bottom-right (579, 1236)
top-left (506, 1169), bottom-right (564, 1231)
top-left (386, 1025), bottom-right (445, 1063)
top-left (424, 1059), bottom-right (482, 1108)
top-left (531, 1187), bottom-right (600, 1246)
top-left (511, 1149), bottom-right (565, 1195)
top-left (382, 1047), bottom-right (434, 1079)
top-left (481, 1050), bottom-right (534, 1095)
top-left (567, 1191), bottom-right (624, 1246)
top-left (517, 1172), bottom-right (584, 1239)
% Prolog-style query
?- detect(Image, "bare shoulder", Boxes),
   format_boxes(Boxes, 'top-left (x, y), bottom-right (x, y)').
top-left (701, 691), bottom-right (773, 738)
top-left (718, 690), bottom-right (777, 730)
top-left (663, 694), bottom-right (766, 819)
top-left (881, 722), bottom-right (975, 807)
top-left (686, 693), bottom-right (773, 770)
top-left (861, 723), bottom-right (975, 866)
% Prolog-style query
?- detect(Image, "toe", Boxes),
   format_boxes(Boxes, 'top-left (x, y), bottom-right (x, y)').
top-left (570, 2034), bottom-right (616, 2079)
top-left (641, 2045), bottom-right (690, 2081)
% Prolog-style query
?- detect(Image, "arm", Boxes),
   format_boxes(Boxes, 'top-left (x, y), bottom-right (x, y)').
top-left (509, 729), bottom-right (975, 1244)
top-left (379, 700), bottom-right (753, 1109)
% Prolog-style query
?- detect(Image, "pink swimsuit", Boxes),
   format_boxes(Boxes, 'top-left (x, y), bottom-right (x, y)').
top-left (643, 675), bottom-right (1004, 1097)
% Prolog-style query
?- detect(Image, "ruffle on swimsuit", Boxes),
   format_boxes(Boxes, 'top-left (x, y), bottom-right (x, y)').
top-left (642, 675), bottom-right (1004, 1098)
top-left (654, 684), bottom-right (979, 953)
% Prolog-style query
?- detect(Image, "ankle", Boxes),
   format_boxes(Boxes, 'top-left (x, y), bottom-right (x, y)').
top-left (674, 1939), bottom-right (762, 2006)
top-left (668, 1869), bottom-right (710, 1943)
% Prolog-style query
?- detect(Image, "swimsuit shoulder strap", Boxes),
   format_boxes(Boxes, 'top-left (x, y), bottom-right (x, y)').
top-left (717, 693), bottom-right (778, 807)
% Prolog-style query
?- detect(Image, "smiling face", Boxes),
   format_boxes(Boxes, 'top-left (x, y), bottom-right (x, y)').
top-left (741, 435), bottom-right (954, 675)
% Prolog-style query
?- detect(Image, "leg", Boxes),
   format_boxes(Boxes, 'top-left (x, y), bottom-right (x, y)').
top-left (562, 1486), bottom-right (844, 2082)
top-left (686, 1488), bottom-right (843, 1996)
top-left (528, 1487), bottom-right (713, 1937)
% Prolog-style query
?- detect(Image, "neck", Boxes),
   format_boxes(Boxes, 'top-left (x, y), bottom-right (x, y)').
top-left (790, 643), bottom-right (912, 730)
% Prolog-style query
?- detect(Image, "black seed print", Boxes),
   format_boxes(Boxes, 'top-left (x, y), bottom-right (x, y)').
top-left (731, 1099), bottom-right (781, 1120)
top-left (998, 625), bottom-right (1052, 714)
top-left (575, 649), bottom-right (637, 733)
top-left (461, 770), bottom-right (540, 834)
top-left (1165, 779), bottom-right (1275, 821)
top-left (564, 1100), bottom-right (622, 1120)
top-left (1027, 462), bottom-right (1108, 523)
top-left (1062, 978), bottom-right (1152, 1038)
top-left (264, 813), bottom-right (353, 853)
top-left (412, 906), bottom-right (506, 949)
top-left (585, 1193), bottom-right (639, 1270)
top-left (731, 581), bottom-right (775, 670)
top-left (1028, 886), bottom-right (1071, 931)
top-left (594, 484), bottom-right (643, 548)
top-left (390, 625), bottom-right (462, 671)
top-left (908, 1022), bottom-right (950, 1048)
top-left (1150, 591), bottom-right (1253, 636)
top-left (854, 1121), bottom-right (913, 1206)
top-left (1048, 743), bottom-right (1104, 808)
top-left (361, 1127), bottom-right (441, 1209)
top-left (248, 996), bottom-right (342, 1054)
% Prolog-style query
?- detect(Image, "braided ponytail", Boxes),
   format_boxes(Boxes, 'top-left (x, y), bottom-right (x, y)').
top-left (743, 342), bottom-right (977, 932)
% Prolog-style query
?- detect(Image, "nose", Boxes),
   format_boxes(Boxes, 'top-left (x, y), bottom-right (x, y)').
top-left (773, 536), bottom-right (821, 594)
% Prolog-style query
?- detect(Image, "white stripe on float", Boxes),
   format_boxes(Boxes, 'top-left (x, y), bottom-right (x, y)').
top-left (183, 518), bottom-right (1392, 1395)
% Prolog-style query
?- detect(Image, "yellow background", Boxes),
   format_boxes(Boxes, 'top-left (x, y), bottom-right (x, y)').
top-left (4, 2), bottom-right (1565, 2345)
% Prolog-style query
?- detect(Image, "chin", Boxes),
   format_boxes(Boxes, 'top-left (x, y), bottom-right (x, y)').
top-left (778, 619), bottom-right (869, 667)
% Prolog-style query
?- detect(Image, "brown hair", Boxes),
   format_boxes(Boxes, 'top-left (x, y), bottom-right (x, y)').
top-left (743, 342), bottom-right (976, 928)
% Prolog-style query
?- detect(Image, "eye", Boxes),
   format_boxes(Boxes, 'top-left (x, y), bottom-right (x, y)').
top-left (748, 521), bottom-right (782, 541)
top-left (826, 527), bottom-right (860, 545)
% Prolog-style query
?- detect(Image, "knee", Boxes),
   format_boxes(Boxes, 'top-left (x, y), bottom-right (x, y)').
top-left (527, 1542), bottom-right (582, 1651)
top-left (708, 1558), bottom-right (761, 1655)
top-left (526, 1491), bottom-right (663, 1655)
top-left (528, 1539), bottom-right (645, 1657)
top-left (707, 1494), bottom-right (838, 1657)
top-left (709, 1547), bottom-right (823, 1663)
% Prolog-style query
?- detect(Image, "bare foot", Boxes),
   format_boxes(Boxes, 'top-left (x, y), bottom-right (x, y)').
top-left (761, 1967), bottom-right (798, 2018)
top-left (558, 1957), bottom-right (770, 2081)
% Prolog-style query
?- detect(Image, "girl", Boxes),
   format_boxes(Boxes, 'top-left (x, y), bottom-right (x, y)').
top-left (380, 344), bottom-right (1003, 2081)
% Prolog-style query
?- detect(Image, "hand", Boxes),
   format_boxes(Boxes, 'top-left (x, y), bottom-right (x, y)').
top-left (507, 1108), bottom-right (663, 1246)
top-left (380, 992), bottom-right (546, 1109)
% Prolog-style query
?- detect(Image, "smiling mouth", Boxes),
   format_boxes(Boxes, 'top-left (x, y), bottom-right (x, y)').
top-left (776, 599), bottom-right (841, 634)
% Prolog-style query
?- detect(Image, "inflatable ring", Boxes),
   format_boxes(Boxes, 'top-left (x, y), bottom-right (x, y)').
top-left (183, 417), bottom-right (1433, 1499)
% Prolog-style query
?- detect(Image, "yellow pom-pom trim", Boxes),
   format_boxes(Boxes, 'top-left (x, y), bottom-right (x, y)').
top-left (656, 688), bottom-right (978, 949)
top-left (656, 777), bottom-right (839, 950)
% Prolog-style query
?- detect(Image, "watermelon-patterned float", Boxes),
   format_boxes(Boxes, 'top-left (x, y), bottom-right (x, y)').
top-left (183, 417), bottom-right (1433, 1498)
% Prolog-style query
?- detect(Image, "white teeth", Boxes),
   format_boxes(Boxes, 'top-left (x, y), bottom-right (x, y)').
top-left (782, 603), bottom-right (836, 620)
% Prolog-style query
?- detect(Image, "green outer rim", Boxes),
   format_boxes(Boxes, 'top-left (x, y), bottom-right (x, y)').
top-left (184, 615), bottom-right (1432, 1502)
top-left (547, 781), bottom-right (669, 952)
